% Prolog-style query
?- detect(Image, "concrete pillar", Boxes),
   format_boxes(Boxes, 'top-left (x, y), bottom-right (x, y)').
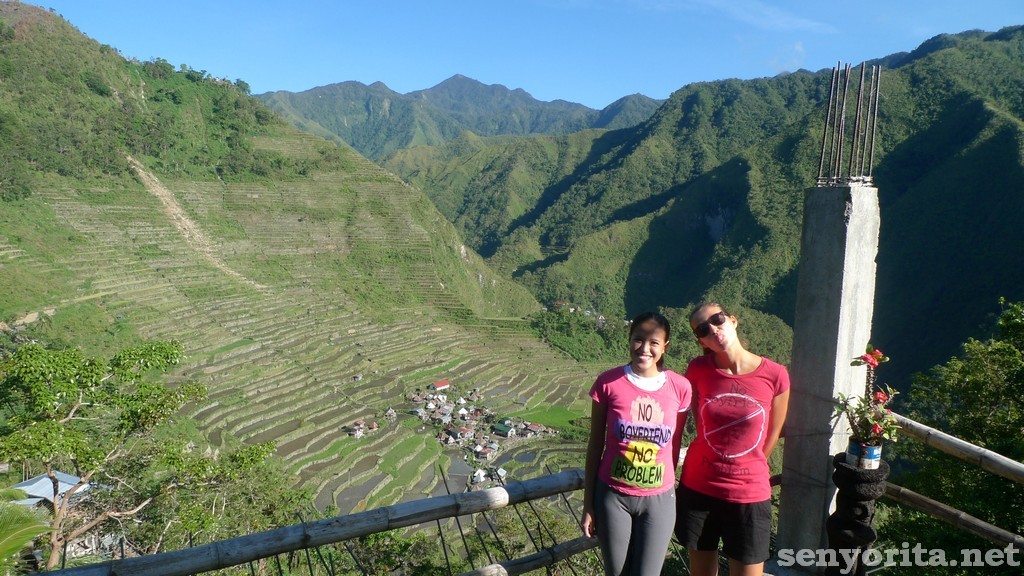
top-left (774, 184), bottom-right (880, 569)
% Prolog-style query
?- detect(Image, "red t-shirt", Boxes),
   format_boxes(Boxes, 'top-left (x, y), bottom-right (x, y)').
top-left (590, 366), bottom-right (692, 496)
top-left (681, 355), bottom-right (789, 503)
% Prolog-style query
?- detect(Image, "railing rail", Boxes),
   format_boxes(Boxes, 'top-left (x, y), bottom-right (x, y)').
top-left (893, 413), bottom-right (1024, 485)
top-left (38, 413), bottom-right (1022, 576)
top-left (458, 536), bottom-right (597, 576)
top-left (44, 470), bottom-right (585, 576)
top-left (884, 412), bottom-right (1023, 549)
top-left (883, 482), bottom-right (1024, 548)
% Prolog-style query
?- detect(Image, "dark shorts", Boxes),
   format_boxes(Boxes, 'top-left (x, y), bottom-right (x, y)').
top-left (674, 485), bottom-right (772, 565)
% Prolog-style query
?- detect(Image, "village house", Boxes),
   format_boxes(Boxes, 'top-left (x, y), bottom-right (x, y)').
top-left (492, 423), bottom-right (516, 438)
top-left (439, 430), bottom-right (458, 445)
top-left (474, 446), bottom-right (496, 461)
top-left (11, 471), bottom-right (90, 509)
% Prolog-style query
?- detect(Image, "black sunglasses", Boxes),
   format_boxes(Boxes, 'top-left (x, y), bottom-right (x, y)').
top-left (692, 311), bottom-right (729, 338)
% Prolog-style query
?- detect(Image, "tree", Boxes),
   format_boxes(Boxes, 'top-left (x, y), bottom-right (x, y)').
top-left (880, 299), bottom-right (1024, 575)
top-left (0, 341), bottom-right (206, 569)
top-left (123, 440), bottom-right (310, 555)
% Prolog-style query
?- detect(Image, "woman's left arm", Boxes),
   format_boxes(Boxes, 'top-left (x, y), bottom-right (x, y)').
top-left (672, 409), bottom-right (689, 471)
top-left (762, 389), bottom-right (790, 459)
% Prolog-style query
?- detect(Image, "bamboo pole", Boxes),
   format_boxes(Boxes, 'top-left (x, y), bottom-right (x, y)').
top-left (46, 470), bottom-right (586, 576)
top-left (457, 536), bottom-right (598, 576)
top-left (883, 482), bottom-right (1024, 549)
top-left (894, 413), bottom-right (1024, 485)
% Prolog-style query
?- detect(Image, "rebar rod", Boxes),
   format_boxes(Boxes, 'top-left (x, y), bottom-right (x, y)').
top-left (828, 61), bottom-right (843, 181)
top-left (495, 477), bottom-right (551, 575)
top-left (818, 66), bottom-right (839, 182)
top-left (868, 67), bottom-right (882, 177)
top-left (858, 66), bottom-right (877, 177)
top-left (437, 518), bottom-right (454, 576)
top-left (441, 465), bottom-right (477, 570)
top-left (545, 464), bottom-right (603, 567)
top-left (475, 527), bottom-right (495, 565)
top-left (849, 63), bottom-right (867, 178)
top-left (835, 63), bottom-right (852, 179)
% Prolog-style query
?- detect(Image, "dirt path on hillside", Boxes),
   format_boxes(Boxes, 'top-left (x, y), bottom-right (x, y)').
top-left (127, 156), bottom-right (265, 290)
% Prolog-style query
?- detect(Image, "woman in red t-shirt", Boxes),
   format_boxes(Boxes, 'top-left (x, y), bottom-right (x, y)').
top-left (675, 303), bottom-right (790, 576)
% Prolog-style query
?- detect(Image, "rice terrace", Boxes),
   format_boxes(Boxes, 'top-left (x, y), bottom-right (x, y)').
top-left (7, 127), bottom-right (595, 512)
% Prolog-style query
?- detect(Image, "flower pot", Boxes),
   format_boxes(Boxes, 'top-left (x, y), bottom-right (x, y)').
top-left (845, 439), bottom-right (882, 469)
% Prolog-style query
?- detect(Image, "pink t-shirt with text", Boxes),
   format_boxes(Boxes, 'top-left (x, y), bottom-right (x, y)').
top-left (590, 366), bottom-right (692, 497)
top-left (681, 355), bottom-right (790, 503)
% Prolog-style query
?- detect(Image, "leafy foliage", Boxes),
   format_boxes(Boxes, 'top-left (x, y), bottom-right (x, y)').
top-left (118, 438), bottom-right (310, 555)
top-left (0, 340), bottom-right (205, 568)
top-left (0, 489), bottom-right (48, 572)
top-left (879, 299), bottom-right (1024, 575)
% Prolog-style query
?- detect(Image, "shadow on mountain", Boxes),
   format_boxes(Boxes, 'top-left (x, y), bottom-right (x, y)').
top-left (872, 94), bottom-right (1024, 388)
top-left (504, 128), bottom-right (636, 238)
top-left (511, 250), bottom-right (572, 278)
top-left (622, 158), bottom-right (753, 315)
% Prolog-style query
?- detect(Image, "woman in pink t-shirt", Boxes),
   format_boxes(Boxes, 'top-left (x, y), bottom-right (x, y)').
top-left (675, 303), bottom-right (790, 576)
top-left (582, 312), bottom-right (692, 576)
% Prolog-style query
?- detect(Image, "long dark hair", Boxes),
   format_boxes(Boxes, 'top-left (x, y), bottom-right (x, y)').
top-left (629, 311), bottom-right (671, 369)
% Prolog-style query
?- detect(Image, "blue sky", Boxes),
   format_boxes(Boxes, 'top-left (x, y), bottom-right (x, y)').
top-left (34, 0), bottom-right (1024, 109)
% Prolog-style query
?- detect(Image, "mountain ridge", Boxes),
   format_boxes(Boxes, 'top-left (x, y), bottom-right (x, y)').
top-left (382, 26), bottom-right (1024, 384)
top-left (257, 75), bottom-right (663, 160)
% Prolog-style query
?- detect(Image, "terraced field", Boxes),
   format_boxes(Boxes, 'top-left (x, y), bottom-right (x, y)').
top-left (19, 126), bottom-right (595, 513)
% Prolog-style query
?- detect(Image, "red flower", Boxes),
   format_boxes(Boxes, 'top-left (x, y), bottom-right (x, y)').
top-left (871, 349), bottom-right (885, 359)
top-left (873, 391), bottom-right (889, 403)
top-left (871, 423), bottom-right (883, 435)
top-left (859, 353), bottom-right (880, 368)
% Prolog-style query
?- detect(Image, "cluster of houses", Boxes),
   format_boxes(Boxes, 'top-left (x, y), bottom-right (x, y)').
top-left (549, 300), bottom-right (609, 328)
top-left (406, 380), bottom-right (553, 463)
top-left (343, 407), bottom-right (397, 438)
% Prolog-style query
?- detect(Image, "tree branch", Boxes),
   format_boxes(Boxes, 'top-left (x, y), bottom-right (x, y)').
top-left (65, 497), bottom-right (153, 542)
top-left (59, 390), bottom-right (85, 424)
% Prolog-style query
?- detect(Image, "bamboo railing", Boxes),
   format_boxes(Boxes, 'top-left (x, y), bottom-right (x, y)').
top-left (46, 470), bottom-right (585, 576)
top-left (458, 536), bottom-right (597, 576)
top-left (883, 483), bottom-right (1024, 548)
top-left (883, 412), bottom-right (1024, 550)
top-left (893, 413), bottom-right (1024, 485)
top-left (38, 413), bottom-right (1023, 576)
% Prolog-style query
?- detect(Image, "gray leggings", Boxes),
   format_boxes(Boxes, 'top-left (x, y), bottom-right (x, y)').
top-left (594, 481), bottom-right (676, 576)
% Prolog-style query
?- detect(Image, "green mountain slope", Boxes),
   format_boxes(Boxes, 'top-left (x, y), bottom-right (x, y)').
top-left (0, 2), bottom-right (592, 511)
top-left (257, 75), bottom-right (662, 161)
top-left (386, 27), bottom-right (1024, 385)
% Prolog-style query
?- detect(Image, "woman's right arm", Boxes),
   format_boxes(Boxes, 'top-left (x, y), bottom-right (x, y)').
top-left (582, 399), bottom-right (607, 538)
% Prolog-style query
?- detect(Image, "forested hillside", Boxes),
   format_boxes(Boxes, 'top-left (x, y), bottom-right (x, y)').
top-left (257, 75), bottom-right (662, 161)
top-left (0, 1), bottom-right (593, 534)
top-left (385, 27), bottom-right (1024, 385)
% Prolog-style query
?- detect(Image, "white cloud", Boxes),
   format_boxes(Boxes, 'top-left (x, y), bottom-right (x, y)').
top-left (689, 0), bottom-right (836, 33)
top-left (768, 40), bottom-right (808, 73)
